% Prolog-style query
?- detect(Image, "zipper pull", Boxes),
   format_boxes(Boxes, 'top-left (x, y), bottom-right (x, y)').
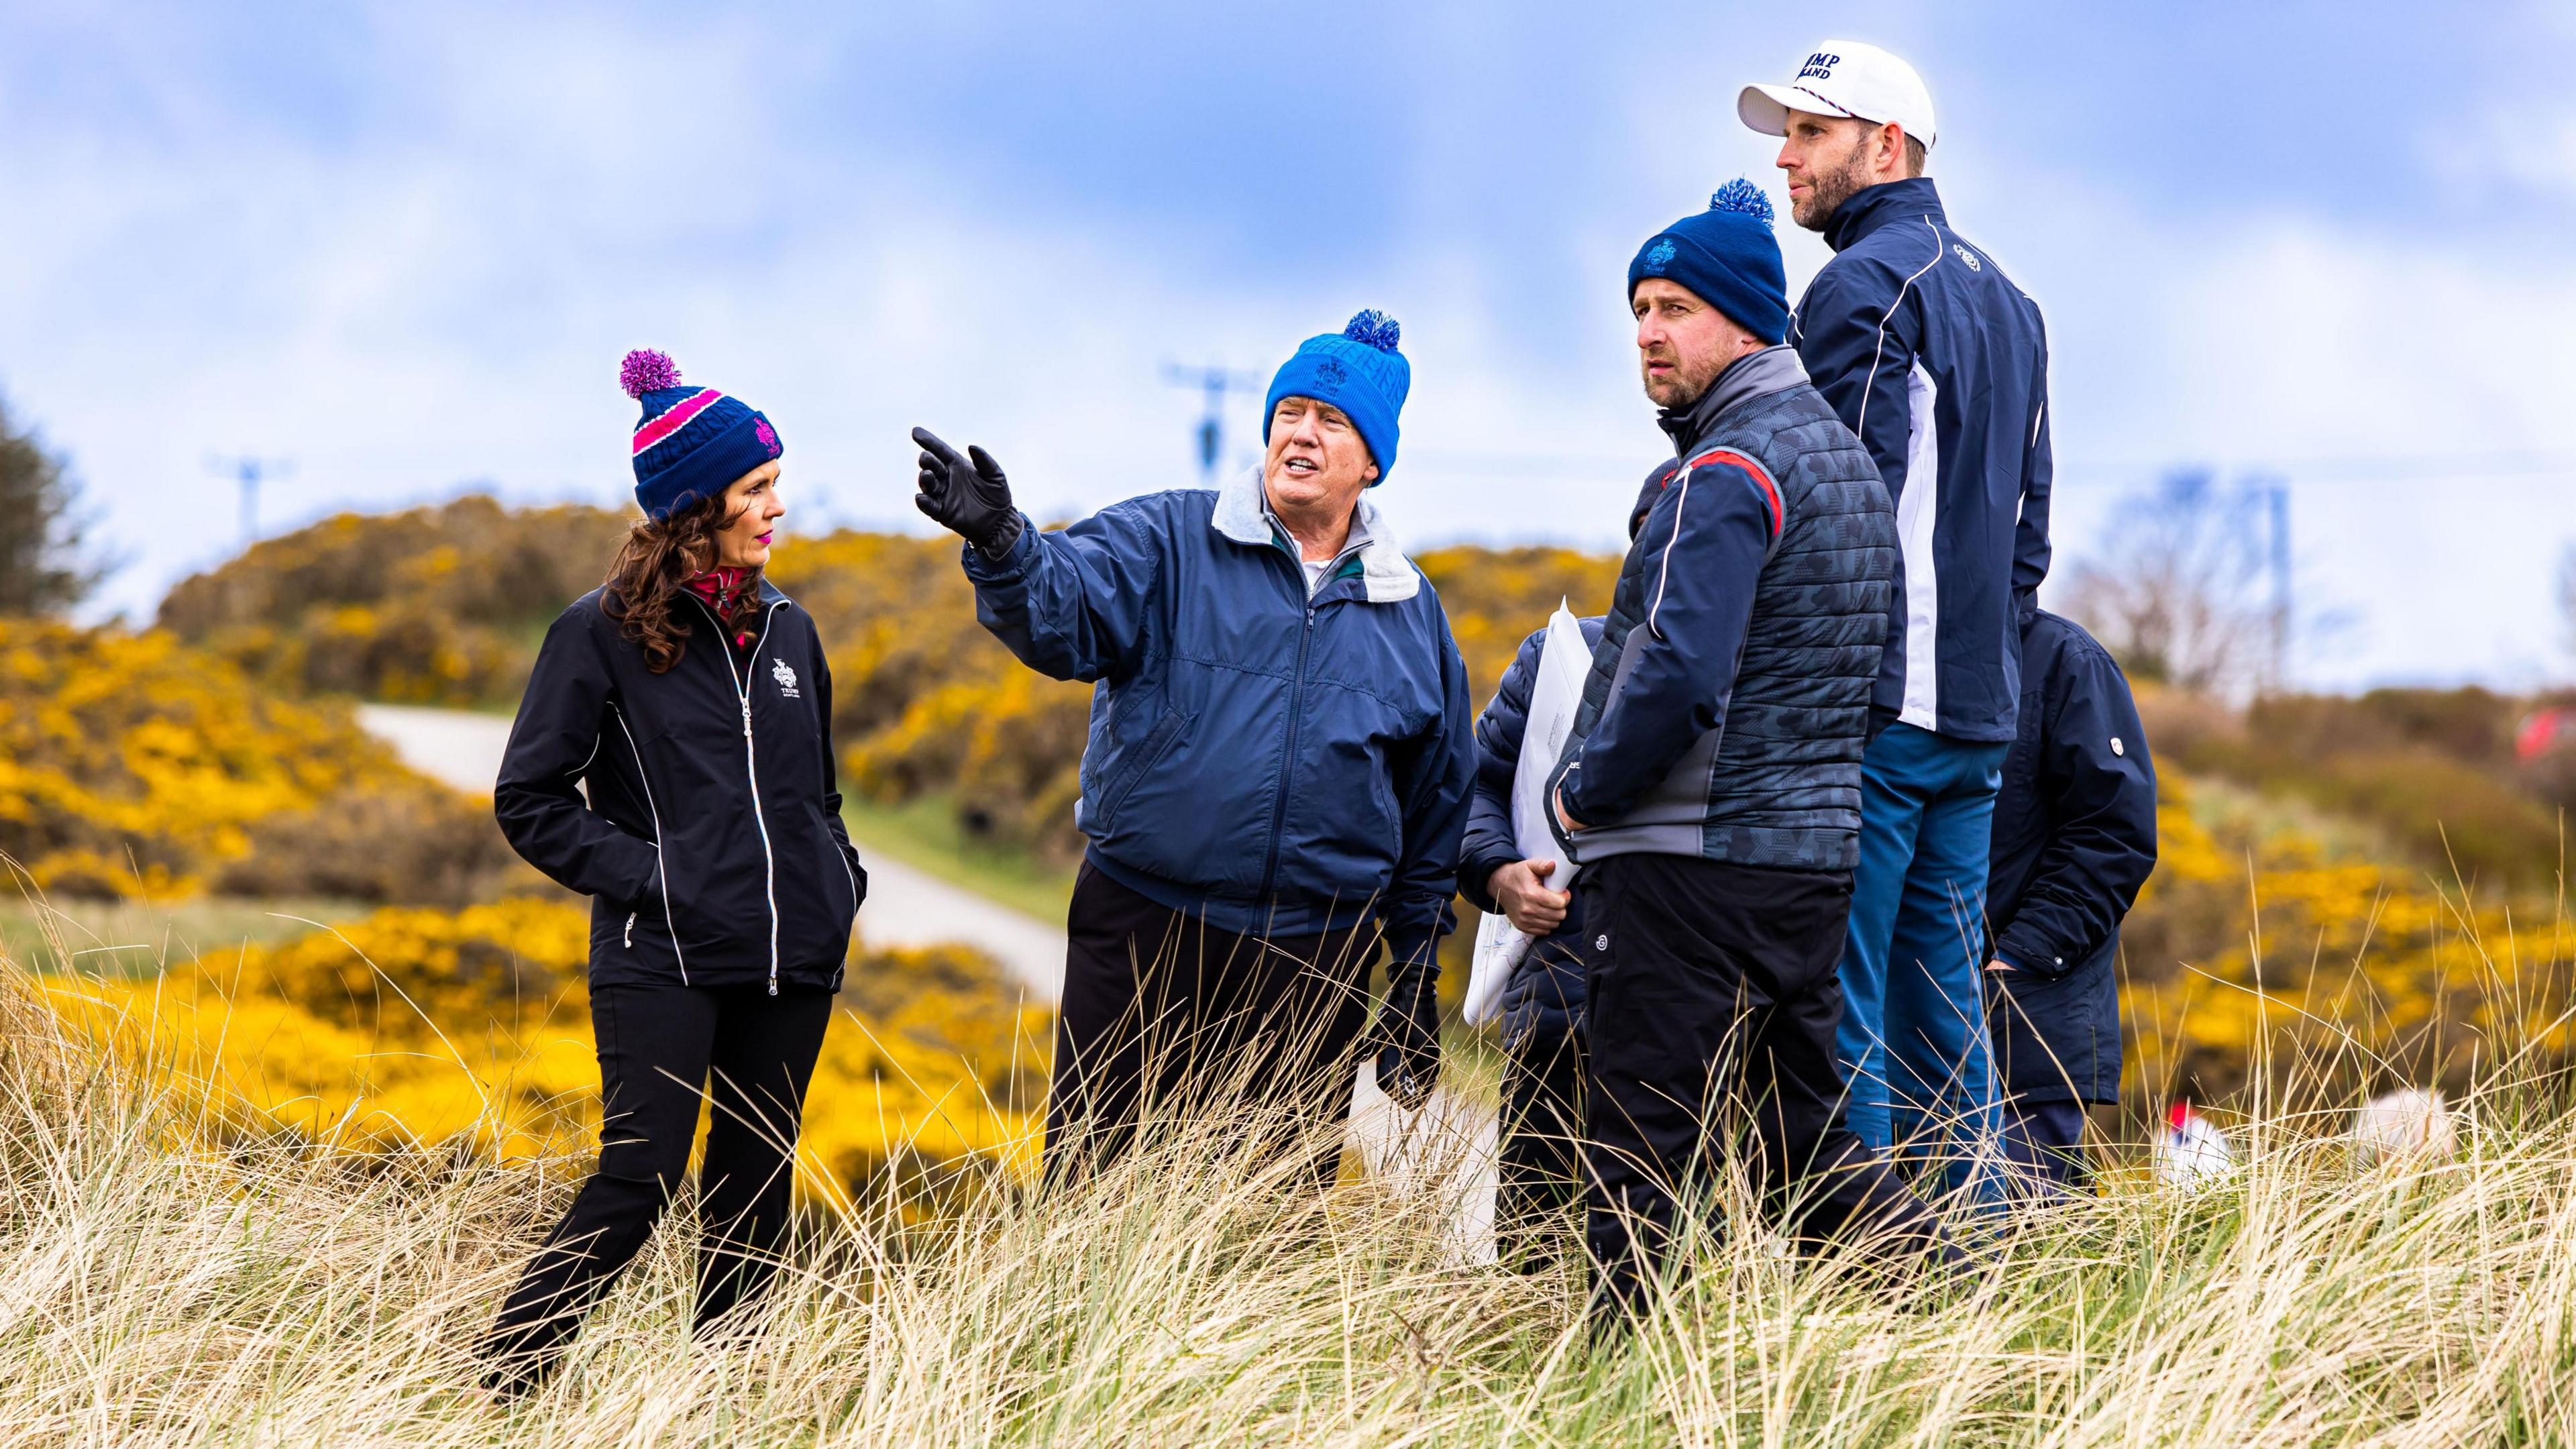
top-left (767, 979), bottom-right (778, 998)
top-left (741, 696), bottom-right (753, 739)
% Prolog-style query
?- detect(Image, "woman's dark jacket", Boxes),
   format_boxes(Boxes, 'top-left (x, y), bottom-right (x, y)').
top-left (1983, 602), bottom-right (2155, 1104)
top-left (496, 580), bottom-right (865, 994)
top-left (1458, 618), bottom-right (1603, 1051)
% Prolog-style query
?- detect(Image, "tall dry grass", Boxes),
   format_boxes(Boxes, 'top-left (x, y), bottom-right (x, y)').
top-left (9, 918), bottom-right (2576, 1444)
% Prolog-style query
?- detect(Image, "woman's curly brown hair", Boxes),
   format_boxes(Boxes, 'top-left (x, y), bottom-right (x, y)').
top-left (602, 494), bottom-right (760, 674)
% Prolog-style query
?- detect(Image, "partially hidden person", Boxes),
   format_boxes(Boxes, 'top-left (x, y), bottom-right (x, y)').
top-left (1984, 594), bottom-right (2157, 1194)
top-left (479, 350), bottom-right (865, 1394)
top-left (910, 311), bottom-right (1475, 1188)
top-left (1458, 611), bottom-right (1603, 1274)
top-left (1743, 40), bottom-right (2055, 1193)
top-left (1548, 181), bottom-right (1959, 1322)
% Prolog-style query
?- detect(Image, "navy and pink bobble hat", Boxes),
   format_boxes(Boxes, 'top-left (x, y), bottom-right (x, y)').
top-left (619, 349), bottom-right (783, 521)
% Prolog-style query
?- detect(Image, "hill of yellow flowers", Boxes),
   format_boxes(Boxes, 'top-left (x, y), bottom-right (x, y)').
top-left (0, 619), bottom-right (447, 899)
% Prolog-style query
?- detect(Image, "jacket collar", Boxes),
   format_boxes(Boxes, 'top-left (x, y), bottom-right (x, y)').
top-left (1210, 466), bottom-right (1419, 602)
top-left (1656, 344), bottom-right (1810, 457)
top-left (1822, 176), bottom-right (1945, 254)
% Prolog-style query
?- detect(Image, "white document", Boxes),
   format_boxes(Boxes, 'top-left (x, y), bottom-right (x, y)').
top-left (1463, 602), bottom-right (1591, 1026)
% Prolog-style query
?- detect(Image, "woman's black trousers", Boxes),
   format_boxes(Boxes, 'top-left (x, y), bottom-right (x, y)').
top-left (481, 981), bottom-right (832, 1389)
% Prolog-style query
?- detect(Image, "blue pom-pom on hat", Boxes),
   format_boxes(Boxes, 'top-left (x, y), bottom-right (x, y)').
top-left (1262, 309), bottom-right (1412, 484)
top-left (621, 347), bottom-right (785, 521)
top-left (1342, 309), bottom-right (1402, 352)
top-left (1626, 178), bottom-right (1788, 343)
top-left (1707, 178), bottom-right (1776, 227)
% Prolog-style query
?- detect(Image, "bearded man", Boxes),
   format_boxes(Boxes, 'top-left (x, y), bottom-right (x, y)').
top-left (1742, 41), bottom-right (2054, 1197)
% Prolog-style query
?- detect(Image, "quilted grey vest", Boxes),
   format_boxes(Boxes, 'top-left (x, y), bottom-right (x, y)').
top-left (1575, 350), bottom-right (1897, 871)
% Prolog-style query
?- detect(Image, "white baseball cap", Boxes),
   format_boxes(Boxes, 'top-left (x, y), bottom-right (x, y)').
top-left (1739, 40), bottom-right (1937, 150)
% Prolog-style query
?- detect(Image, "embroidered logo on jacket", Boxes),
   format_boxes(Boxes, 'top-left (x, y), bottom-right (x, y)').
top-left (772, 659), bottom-right (800, 697)
top-left (1952, 244), bottom-right (1984, 272)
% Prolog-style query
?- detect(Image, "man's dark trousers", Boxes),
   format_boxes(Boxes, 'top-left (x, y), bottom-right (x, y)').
top-left (1496, 1010), bottom-right (1587, 1273)
top-left (1046, 863), bottom-right (1377, 1187)
top-left (1998, 1098), bottom-right (2092, 1195)
top-left (1579, 853), bottom-right (1955, 1315)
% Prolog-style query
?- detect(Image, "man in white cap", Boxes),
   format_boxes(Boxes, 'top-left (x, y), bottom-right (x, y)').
top-left (1740, 42), bottom-right (2054, 1200)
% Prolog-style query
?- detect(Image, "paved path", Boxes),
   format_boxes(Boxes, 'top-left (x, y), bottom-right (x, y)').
top-left (357, 704), bottom-right (1069, 1000)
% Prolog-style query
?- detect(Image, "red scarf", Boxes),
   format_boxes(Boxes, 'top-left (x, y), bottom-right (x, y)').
top-left (683, 567), bottom-right (761, 649)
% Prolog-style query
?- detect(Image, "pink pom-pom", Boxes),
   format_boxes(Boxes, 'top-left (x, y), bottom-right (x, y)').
top-left (620, 348), bottom-right (680, 398)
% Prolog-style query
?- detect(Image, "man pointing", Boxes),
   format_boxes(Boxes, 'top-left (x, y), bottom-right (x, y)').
top-left (910, 311), bottom-right (1474, 1187)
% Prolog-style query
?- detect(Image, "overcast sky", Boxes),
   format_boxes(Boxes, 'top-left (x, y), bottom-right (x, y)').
top-left (5, 1), bottom-right (2574, 690)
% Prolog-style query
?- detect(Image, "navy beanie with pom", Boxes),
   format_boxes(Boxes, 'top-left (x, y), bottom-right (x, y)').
top-left (1629, 180), bottom-right (1789, 344)
top-left (620, 349), bottom-right (784, 521)
top-left (1262, 309), bottom-right (1411, 485)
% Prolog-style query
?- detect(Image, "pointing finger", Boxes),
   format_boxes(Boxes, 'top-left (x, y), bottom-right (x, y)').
top-left (910, 427), bottom-right (966, 470)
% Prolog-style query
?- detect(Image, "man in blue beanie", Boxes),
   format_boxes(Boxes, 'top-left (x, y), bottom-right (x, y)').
top-left (910, 311), bottom-right (1474, 1189)
top-left (1743, 42), bottom-right (2053, 1196)
top-left (1546, 182), bottom-right (1957, 1320)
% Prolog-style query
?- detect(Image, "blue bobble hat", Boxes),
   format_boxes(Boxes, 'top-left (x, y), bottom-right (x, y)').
top-left (619, 349), bottom-right (784, 521)
top-left (1262, 309), bottom-right (1411, 484)
top-left (1628, 180), bottom-right (1790, 345)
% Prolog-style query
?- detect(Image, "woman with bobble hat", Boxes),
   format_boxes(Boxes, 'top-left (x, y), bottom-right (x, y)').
top-left (911, 311), bottom-right (1475, 1187)
top-left (480, 350), bottom-right (864, 1393)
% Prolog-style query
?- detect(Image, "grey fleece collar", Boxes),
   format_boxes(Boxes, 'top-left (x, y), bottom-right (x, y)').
top-left (1656, 344), bottom-right (1810, 458)
top-left (1210, 465), bottom-right (1421, 602)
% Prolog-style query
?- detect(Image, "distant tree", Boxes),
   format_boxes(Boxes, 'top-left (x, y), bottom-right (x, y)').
top-left (2059, 469), bottom-right (2269, 695)
top-left (0, 394), bottom-right (109, 615)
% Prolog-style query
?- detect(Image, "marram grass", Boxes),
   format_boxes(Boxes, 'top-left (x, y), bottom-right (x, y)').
top-left (7, 946), bottom-right (2576, 1445)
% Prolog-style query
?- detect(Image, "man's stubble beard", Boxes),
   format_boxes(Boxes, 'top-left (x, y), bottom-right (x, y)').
top-left (1642, 348), bottom-right (1727, 411)
top-left (1790, 137), bottom-right (1877, 231)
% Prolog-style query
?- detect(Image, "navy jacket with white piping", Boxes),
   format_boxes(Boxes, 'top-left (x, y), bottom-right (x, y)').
top-left (1790, 176), bottom-right (2052, 743)
top-left (1984, 602), bottom-right (2157, 1104)
top-left (496, 580), bottom-right (865, 994)
top-left (962, 468), bottom-right (1474, 961)
top-left (1547, 345), bottom-right (1898, 872)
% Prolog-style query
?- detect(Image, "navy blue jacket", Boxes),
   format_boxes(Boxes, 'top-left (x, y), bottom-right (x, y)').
top-left (1550, 346), bottom-right (1896, 872)
top-left (498, 581), bottom-right (865, 994)
top-left (963, 470), bottom-right (1474, 961)
top-left (1984, 605), bottom-right (2157, 1104)
top-left (1458, 617), bottom-right (1603, 1049)
top-left (1791, 177), bottom-right (2052, 743)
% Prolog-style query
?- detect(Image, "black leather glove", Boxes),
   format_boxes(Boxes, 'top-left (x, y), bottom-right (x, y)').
top-left (911, 427), bottom-right (1026, 561)
top-left (1375, 952), bottom-right (1442, 1111)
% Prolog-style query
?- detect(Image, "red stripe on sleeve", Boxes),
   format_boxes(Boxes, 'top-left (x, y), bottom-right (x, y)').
top-left (1682, 447), bottom-right (1783, 537)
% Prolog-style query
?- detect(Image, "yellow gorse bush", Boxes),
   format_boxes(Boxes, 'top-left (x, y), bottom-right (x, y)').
top-left (2118, 773), bottom-right (2575, 1108)
top-left (0, 621), bottom-right (414, 898)
top-left (43, 900), bottom-right (1048, 1205)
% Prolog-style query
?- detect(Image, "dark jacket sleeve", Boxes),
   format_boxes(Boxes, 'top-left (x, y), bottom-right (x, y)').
top-left (2015, 319), bottom-right (2054, 595)
top-left (1556, 455), bottom-right (1778, 826)
top-left (1458, 626), bottom-right (1548, 913)
top-left (494, 607), bottom-right (662, 905)
top-left (810, 616), bottom-right (867, 906)
top-left (1992, 641), bottom-right (2157, 978)
top-left (1792, 253), bottom-right (1922, 500)
top-left (961, 500), bottom-right (1166, 684)
top-left (1385, 625), bottom-right (1476, 966)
